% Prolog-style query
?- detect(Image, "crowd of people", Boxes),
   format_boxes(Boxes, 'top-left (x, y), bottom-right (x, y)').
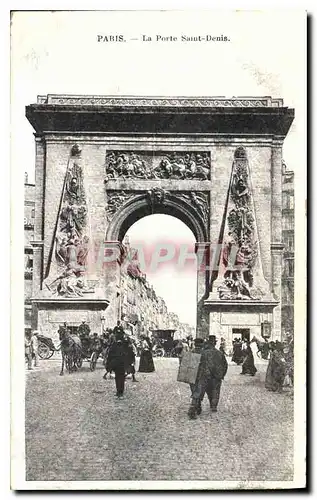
top-left (230, 334), bottom-right (294, 390)
top-left (102, 321), bottom-right (155, 398)
top-left (25, 321), bottom-right (294, 404)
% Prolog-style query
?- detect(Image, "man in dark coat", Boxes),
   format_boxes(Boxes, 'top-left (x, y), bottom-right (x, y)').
top-left (188, 335), bottom-right (228, 419)
top-left (106, 328), bottom-right (130, 398)
top-left (189, 338), bottom-right (205, 414)
top-left (113, 320), bottom-right (125, 337)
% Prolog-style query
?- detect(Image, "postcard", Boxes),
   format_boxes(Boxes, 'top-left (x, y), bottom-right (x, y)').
top-left (10, 9), bottom-right (307, 490)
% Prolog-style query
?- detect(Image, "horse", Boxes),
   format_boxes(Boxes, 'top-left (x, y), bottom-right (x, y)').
top-left (250, 336), bottom-right (270, 360)
top-left (59, 329), bottom-right (82, 376)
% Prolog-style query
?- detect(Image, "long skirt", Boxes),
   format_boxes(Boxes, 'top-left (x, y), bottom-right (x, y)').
top-left (138, 350), bottom-right (155, 373)
top-left (232, 346), bottom-right (244, 365)
top-left (265, 355), bottom-right (286, 391)
top-left (241, 352), bottom-right (257, 375)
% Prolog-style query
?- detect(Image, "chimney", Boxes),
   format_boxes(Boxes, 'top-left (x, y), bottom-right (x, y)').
top-left (24, 172), bottom-right (28, 184)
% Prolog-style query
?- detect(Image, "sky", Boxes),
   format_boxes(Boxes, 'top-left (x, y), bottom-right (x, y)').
top-left (125, 215), bottom-right (197, 326)
top-left (11, 10), bottom-right (306, 327)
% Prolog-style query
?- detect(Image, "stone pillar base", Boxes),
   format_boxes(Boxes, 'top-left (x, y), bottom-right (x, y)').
top-left (204, 299), bottom-right (278, 346)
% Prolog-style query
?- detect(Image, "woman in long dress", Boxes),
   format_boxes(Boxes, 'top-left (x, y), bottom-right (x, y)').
top-left (265, 341), bottom-right (286, 392)
top-left (241, 341), bottom-right (257, 376)
top-left (138, 336), bottom-right (155, 373)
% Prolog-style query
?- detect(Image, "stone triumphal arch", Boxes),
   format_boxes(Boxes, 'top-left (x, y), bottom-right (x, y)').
top-left (26, 95), bottom-right (294, 342)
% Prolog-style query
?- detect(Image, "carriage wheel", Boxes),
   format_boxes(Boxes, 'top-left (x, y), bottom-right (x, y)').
top-left (90, 352), bottom-right (98, 371)
top-left (77, 357), bottom-right (83, 369)
top-left (38, 343), bottom-right (52, 360)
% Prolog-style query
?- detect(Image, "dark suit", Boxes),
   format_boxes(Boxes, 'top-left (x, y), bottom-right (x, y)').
top-left (106, 339), bottom-right (128, 395)
top-left (192, 344), bottom-right (228, 411)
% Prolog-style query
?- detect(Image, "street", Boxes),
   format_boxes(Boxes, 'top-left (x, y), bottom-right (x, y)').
top-left (25, 357), bottom-right (293, 482)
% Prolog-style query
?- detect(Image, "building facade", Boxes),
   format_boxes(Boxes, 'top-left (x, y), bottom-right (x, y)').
top-left (25, 95), bottom-right (294, 344)
top-left (281, 162), bottom-right (295, 337)
top-left (119, 238), bottom-right (193, 338)
top-left (24, 174), bottom-right (35, 328)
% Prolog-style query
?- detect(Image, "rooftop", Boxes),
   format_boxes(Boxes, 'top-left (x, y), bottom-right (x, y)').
top-left (26, 95), bottom-right (295, 137)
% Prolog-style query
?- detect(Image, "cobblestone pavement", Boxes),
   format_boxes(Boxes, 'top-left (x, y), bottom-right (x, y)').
top-left (25, 357), bottom-right (293, 482)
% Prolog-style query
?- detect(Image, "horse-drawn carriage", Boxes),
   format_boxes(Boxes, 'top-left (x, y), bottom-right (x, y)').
top-left (77, 334), bottom-right (107, 371)
top-left (57, 324), bottom-right (108, 375)
top-left (151, 329), bottom-right (180, 358)
top-left (34, 332), bottom-right (106, 372)
top-left (37, 334), bottom-right (59, 359)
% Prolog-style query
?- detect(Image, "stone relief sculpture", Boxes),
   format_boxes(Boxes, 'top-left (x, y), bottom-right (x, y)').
top-left (47, 145), bottom-right (95, 297)
top-left (106, 152), bottom-right (150, 181)
top-left (216, 147), bottom-right (264, 301)
top-left (105, 188), bottom-right (209, 234)
top-left (178, 192), bottom-right (209, 227)
top-left (105, 151), bottom-right (211, 180)
top-left (147, 188), bottom-right (168, 211)
top-left (105, 191), bottom-right (137, 221)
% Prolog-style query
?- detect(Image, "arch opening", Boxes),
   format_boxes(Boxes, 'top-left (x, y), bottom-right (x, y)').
top-left (119, 214), bottom-right (198, 340)
top-left (106, 195), bottom-right (207, 243)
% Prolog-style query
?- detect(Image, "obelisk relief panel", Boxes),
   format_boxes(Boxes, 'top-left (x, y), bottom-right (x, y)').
top-left (41, 143), bottom-right (107, 300)
top-left (205, 145), bottom-right (277, 343)
top-left (210, 146), bottom-right (270, 301)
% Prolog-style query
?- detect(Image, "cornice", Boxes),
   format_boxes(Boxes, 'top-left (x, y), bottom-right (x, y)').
top-left (36, 94), bottom-right (284, 108)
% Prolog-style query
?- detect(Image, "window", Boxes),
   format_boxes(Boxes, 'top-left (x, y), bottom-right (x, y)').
top-left (284, 259), bottom-right (294, 277)
top-left (283, 233), bottom-right (294, 251)
top-left (31, 208), bottom-right (35, 218)
top-left (282, 192), bottom-right (294, 210)
top-left (24, 254), bottom-right (33, 279)
top-left (282, 216), bottom-right (294, 231)
top-left (289, 194), bottom-right (294, 210)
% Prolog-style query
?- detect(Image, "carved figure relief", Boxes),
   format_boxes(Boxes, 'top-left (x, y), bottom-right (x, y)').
top-left (216, 147), bottom-right (263, 301)
top-left (47, 145), bottom-right (94, 297)
top-left (105, 189), bottom-right (209, 235)
top-left (178, 192), bottom-right (209, 226)
top-left (105, 151), bottom-right (211, 180)
top-left (147, 188), bottom-right (168, 211)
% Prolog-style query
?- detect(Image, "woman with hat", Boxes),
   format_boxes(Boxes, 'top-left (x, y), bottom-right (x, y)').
top-left (138, 335), bottom-right (155, 373)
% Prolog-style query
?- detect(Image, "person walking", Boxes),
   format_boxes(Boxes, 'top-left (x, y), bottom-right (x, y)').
top-left (240, 340), bottom-right (257, 376)
top-left (219, 337), bottom-right (228, 356)
top-left (25, 331), bottom-right (33, 370)
top-left (188, 338), bottom-right (205, 415)
top-left (188, 335), bottom-right (228, 419)
top-left (232, 338), bottom-right (244, 365)
top-left (265, 341), bottom-right (287, 392)
top-left (123, 338), bottom-right (138, 382)
top-left (138, 335), bottom-right (155, 373)
top-left (30, 330), bottom-right (40, 368)
top-left (105, 328), bottom-right (130, 398)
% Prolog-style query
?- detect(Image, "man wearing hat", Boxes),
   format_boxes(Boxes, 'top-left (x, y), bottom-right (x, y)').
top-left (188, 334), bottom-right (228, 419)
top-left (188, 338), bottom-right (205, 415)
top-left (105, 327), bottom-right (131, 398)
